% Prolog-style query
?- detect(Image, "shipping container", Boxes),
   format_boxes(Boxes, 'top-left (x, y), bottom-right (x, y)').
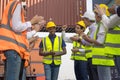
top-left (0, 0), bottom-right (86, 26)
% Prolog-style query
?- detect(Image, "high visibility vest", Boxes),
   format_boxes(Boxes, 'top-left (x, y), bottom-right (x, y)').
top-left (71, 35), bottom-right (87, 61)
top-left (105, 26), bottom-right (120, 55)
top-left (42, 36), bottom-right (63, 65)
top-left (0, 1), bottom-right (29, 63)
top-left (92, 22), bottom-right (115, 66)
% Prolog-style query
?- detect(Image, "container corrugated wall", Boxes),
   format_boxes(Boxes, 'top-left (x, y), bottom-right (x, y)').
top-left (0, 0), bottom-right (86, 25)
top-left (26, 0), bottom-right (86, 25)
top-left (0, 0), bottom-right (11, 23)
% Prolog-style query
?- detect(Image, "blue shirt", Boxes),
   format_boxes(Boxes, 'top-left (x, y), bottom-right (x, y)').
top-left (39, 34), bottom-right (66, 48)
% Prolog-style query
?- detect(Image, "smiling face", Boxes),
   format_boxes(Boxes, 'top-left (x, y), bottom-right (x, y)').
top-left (47, 27), bottom-right (56, 35)
top-left (75, 25), bottom-right (85, 34)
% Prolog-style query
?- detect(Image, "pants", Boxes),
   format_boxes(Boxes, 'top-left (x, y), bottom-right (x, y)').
top-left (87, 58), bottom-right (99, 80)
top-left (19, 60), bottom-right (26, 80)
top-left (74, 60), bottom-right (88, 80)
top-left (44, 63), bottom-right (60, 80)
top-left (97, 66), bottom-right (111, 80)
top-left (4, 50), bottom-right (26, 80)
top-left (4, 50), bottom-right (21, 80)
top-left (114, 56), bottom-right (120, 75)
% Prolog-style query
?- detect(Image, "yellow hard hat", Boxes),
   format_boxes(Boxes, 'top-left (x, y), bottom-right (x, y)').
top-left (99, 4), bottom-right (110, 16)
top-left (46, 21), bottom-right (56, 28)
top-left (76, 20), bottom-right (86, 28)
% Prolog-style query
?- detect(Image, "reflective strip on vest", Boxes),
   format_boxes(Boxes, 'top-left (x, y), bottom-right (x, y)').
top-left (105, 26), bottom-right (120, 55)
top-left (106, 43), bottom-right (120, 48)
top-left (93, 55), bottom-right (113, 60)
top-left (0, 24), bottom-right (21, 35)
top-left (0, 35), bottom-right (27, 51)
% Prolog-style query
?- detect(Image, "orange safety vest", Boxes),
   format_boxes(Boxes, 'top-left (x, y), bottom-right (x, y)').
top-left (0, 1), bottom-right (30, 67)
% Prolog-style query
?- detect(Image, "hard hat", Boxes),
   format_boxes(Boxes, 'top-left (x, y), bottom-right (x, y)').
top-left (82, 11), bottom-right (95, 21)
top-left (76, 20), bottom-right (86, 28)
top-left (46, 21), bottom-right (56, 28)
top-left (99, 4), bottom-right (110, 16)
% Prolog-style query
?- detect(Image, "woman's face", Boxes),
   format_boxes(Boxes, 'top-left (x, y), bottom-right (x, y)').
top-left (75, 25), bottom-right (84, 34)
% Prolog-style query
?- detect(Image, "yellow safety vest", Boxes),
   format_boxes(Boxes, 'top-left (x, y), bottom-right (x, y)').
top-left (42, 36), bottom-right (62, 65)
top-left (92, 23), bottom-right (115, 66)
top-left (105, 26), bottom-right (120, 56)
top-left (71, 36), bottom-right (87, 61)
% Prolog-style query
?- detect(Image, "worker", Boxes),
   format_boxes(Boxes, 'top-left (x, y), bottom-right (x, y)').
top-left (62, 21), bottom-right (89, 80)
top-left (71, 11), bottom-right (99, 80)
top-left (92, 4), bottom-right (114, 80)
top-left (81, 11), bottom-right (99, 80)
top-left (0, 0), bottom-right (44, 80)
top-left (95, 1), bottom-right (120, 75)
top-left (39, 21), bottom-right (67, 80)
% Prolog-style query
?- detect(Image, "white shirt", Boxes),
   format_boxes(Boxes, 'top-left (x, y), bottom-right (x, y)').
top-left (12, 3), bottom-right (32, 32)
top-left (95, 22), bottom-right (106, 44)
top-left (12, 2), bottom-right (37, 39)
top-left (101, 14), bottom-right (120, 30)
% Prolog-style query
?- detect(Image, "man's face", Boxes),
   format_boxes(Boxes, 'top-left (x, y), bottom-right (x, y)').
top-left (95, 12), bottom-right (101, 22)
top-left (83, 18), bottom-right (90, 26)
top-left (47, 27), bottom-right (56, 35)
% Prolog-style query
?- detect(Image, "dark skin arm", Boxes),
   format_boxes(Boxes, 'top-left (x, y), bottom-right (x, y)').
top-left (39, 48), bottom-right (55, 56)
top-left (39, 47), bottom-right (67, 56)
top-left (54, 47), bottom-right (67, 56)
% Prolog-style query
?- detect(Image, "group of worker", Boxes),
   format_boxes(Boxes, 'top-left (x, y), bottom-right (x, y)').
top-left (0, 0), bottom-right (120, 80)
top-left (60, 1), bottom-right (120, 80)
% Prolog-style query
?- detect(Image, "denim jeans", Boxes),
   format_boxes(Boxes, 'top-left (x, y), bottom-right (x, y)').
top-left (74, 60), bottom-right (88, 80)
top-left (87, 58), bottom-right (99, 80)
top-left (97, 66), bottom-right (111, 80)
top-left (114, 56), bottom-right (120, 75)
top-left (4, 50), bottom-right (22, 80)
top-left (19, 60), bottom-right (26, 80)
top-left (44, 63), bottom-right (60, 80)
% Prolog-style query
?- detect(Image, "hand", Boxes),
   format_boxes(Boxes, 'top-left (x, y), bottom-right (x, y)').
top-left (71, 48), bottom-right (79, 52)
top-left (38, 20), bottom-right (46, 26)
top-left (30, 15), bottom-right (44, 25)
top-left (32, 24), bottom-right (42, 32)
top-left (95, 4), bottom-right (105, 16)
top-left (50, 51), bottom-right (55, 56)
top-left (62, 25), bottom-right (67, 31)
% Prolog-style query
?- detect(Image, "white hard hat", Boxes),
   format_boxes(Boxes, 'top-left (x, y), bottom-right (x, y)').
top-left (82, 11), bottom-right (95, 21)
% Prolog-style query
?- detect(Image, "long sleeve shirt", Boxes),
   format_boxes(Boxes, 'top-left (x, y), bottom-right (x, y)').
top-left (101, 14), bottom-right (120, 30)
top-left (12, 3), bottom-right (32, 32)
top-left (81, 23), bottom-right (97, 46)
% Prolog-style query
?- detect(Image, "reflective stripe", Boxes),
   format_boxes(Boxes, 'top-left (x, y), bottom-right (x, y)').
top-left (108, 30), bottom-right (120, 34)
top-left (0, 35), bottom-right (28, 51)
top-left (106, 43), bottom-right (120, 48)
top-left (71, 54), bottom-right (85, 56)
top-left (43, 38), bottom-right (47, 51)
top-left (93, 45), bottom-right (105, 48)
top-left (44, 58), bottom-right (61, 60)
top-left (93, 55), bottom-right (113, 60)
top-left (0, 24), bottom-right (21, 35)
top-left (58, 36), bottom-right (60, 51)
